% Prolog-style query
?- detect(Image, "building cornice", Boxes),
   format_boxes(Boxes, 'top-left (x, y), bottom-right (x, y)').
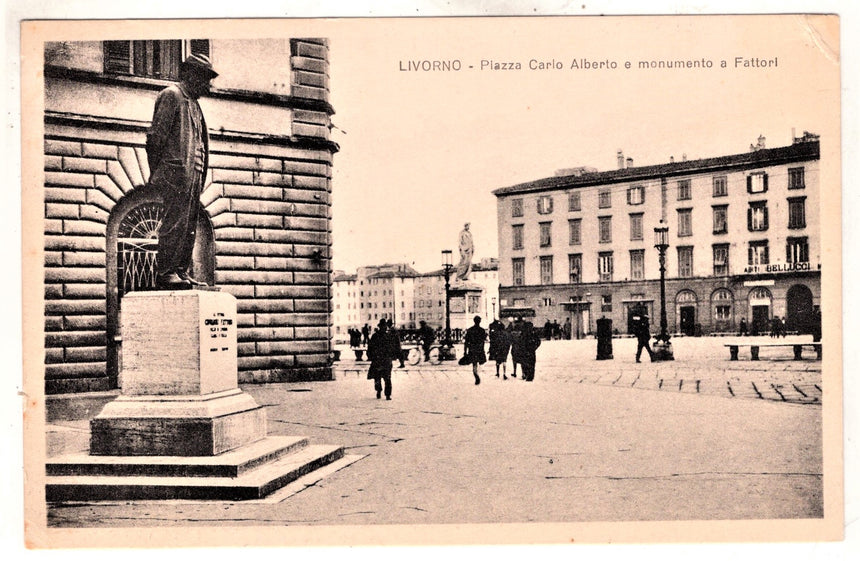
top-left (44, 65), bottom-right (336, 116)
top-left (44, 110), bottom-right (340, 154)
top-left (494, 140), bottom-right (820, 197)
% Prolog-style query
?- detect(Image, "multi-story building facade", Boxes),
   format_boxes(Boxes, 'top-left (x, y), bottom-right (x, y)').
top-left (494, 134), bottom-right (820, 338)
top-left (357, 264), bottom-right (420, 329)
top-left (332, 272), bottom-right (359, 342)
top-left (42, 38), bottom-right (338, 393)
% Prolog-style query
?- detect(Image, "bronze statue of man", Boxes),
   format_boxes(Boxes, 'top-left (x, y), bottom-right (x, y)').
top-left (146, 54), bottom-right (218, 289)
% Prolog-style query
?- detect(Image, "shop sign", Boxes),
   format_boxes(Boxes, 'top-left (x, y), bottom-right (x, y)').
top-left (743, 261), bottom-right (818, 275)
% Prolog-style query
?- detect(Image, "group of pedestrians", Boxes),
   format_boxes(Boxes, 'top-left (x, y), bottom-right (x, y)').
top-left (348, 325), bottom-right (372, 347)
top-left (769, 316), bottom-right (788, 338)
top-left (365, 315), bottom-right (546, 399)
top-left (541, 318), bottom-right (572, 340)
top-left (461, 316), bottom-right (542, 383)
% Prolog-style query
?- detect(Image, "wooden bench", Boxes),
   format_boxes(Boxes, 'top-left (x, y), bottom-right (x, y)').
top-left (725, 342), bottom-right (821, 361)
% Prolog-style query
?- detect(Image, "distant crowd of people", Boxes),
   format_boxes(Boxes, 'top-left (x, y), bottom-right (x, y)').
top-left (354, 315), bottom-right (545, 400)
top-left (539, 318), bottom-right (573, 341)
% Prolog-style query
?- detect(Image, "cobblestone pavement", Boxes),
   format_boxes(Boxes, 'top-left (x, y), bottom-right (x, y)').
top-left (336, 335), bottom-right (824, 405)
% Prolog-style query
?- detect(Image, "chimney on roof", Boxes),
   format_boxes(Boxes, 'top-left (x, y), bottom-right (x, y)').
top-left (757, 135), bottom-right (766, 149)
top-left (682, 153), bottom-right (687, 162)
top-left (617, 150), bottom-right (624, 170)
top-left (669, 156), bottom-right (674, 163)
top-left (626, 157), bottom-right (633, 168)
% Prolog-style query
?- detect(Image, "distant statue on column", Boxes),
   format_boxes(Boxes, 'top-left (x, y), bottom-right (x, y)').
top-left (456, 222), bottom-right (473, 281)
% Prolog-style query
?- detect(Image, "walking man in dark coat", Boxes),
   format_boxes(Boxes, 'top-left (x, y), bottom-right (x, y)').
top-left (146, 54), bottom-right (218, 289)
top-left (367, 319), bottom-right (396, 400)
top-left (634, 312), bottom-right (654, 363)
top-left (463, 316), bottom-right (487, 385)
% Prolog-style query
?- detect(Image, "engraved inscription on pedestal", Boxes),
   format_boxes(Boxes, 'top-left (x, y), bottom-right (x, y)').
top-left (121, 290), bottom-right (238, 396)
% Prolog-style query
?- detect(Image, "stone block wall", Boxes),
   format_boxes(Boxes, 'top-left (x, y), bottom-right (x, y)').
top-left (43, 37), bottom-right (337, 394)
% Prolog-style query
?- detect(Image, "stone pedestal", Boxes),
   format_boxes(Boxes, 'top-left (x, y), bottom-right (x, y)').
top-left (90, 290), bottom-right (265, 456)
top-left (653, 340), bottom-right (675, 361)
top-left (47, 290), bottom-right (350, 501)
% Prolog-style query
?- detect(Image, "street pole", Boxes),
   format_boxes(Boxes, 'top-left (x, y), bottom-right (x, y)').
top-left (442, 250), bottom-right (452, 349)
top-left (653, 221), bottom-right (674, 361)
top-left (658, 248), bottom-right (668, 339)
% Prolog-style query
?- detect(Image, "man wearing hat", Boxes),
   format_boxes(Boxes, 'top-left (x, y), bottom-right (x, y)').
top-left (367, 319), bottom-right (397, 400)
top-left (146, 53), bottom-right (218, 289)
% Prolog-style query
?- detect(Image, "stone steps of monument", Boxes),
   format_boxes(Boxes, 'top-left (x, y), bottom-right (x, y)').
top-left (46, 442), bottom-right (345, 502)
top-left (47, 435), bottom-right (309, 478)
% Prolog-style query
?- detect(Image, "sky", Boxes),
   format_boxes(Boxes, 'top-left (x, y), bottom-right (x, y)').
top-left (325, 15), bottom-right (840, 274)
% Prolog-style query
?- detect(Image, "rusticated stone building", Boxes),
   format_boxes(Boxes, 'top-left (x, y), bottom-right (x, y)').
top-left (43, 38), bottom-right (338, 394)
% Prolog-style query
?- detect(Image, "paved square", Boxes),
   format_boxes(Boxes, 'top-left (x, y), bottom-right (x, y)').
top-left (46, 336), bottom-right (823, 527)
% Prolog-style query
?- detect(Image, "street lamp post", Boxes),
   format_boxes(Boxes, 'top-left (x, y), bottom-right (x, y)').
top-left (442, 250), bottom-right (453, 351)
top-left (491, 297), bottom-right (496, 320)
top-left (653, 220), bottom-right (674, 361)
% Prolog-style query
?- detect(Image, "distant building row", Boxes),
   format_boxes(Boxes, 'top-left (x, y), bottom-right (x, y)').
top-left (332, 259), bottom-right (499, 342)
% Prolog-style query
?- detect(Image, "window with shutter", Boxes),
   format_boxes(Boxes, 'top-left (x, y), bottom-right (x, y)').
top-left (104, 41), bottom-right (131, 74)
top-left (747, 172), bottom-right (768, 194)
top-left (788, 197), bottom-right (806, 229)
top-left (748, 201), bottom-right (768, 231)
top-left (103, 40), bottom-right (209, 80)
top-left (190, 39), bottom-right (210, 56)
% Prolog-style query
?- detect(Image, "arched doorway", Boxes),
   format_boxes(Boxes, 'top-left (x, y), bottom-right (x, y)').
top-left (675, 290), bottom-right (698, 336)
top-left (747, 286), bottom-right (772, 336)
top-left (786, 284), bottom-right (814, 334)
top-left (105, 186), bottom-right (215, 387)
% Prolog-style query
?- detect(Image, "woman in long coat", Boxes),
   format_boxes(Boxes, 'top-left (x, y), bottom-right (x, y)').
top-left (488, 319), bottom-right (511, 379)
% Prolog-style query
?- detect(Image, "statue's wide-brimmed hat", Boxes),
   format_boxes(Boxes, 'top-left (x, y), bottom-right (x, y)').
top-left (181, 54), bottom-right (218, 78)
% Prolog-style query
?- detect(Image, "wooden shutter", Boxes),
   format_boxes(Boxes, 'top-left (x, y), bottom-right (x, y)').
top-left (104, 41), bottom-right (131, 74)
top-left (190, 40), bottom-right (210, 56)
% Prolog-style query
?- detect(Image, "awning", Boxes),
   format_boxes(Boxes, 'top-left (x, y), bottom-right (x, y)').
top-left (499, 307), bottom-right (536, 318)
